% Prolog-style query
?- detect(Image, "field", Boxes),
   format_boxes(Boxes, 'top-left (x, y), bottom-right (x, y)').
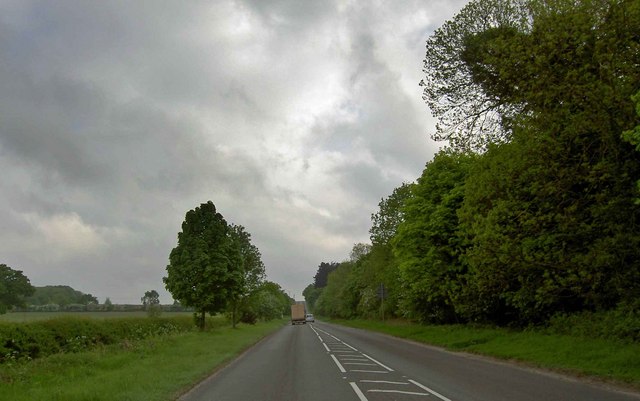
top-left (0, 313), bottom-right (287, 401)
top-left (0, 311), bottom-right (193, 323)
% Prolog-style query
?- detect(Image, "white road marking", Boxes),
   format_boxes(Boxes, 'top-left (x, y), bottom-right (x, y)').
top-left (330, 354), bottom-right (346, 373)
top-left (323, 343), bottom-right (330, 352)
top-left (349, 382), bottom-right (369, 401)
top-left (368, 389), bottom-right (430, 396)
top-left (350, 370), bottom-right (389, 373)
top-left (344, 362), bottom-right (378, 366)
top-left (362, 353), bottom-right (394, 371)
top-left (409, 379), bottom-right (454, 401)
top-left (360, 380), bottom-right (409, 385)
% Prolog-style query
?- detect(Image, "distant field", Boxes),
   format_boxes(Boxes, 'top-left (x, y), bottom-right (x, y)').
top-left (0, 311), bottom-right (194, 322)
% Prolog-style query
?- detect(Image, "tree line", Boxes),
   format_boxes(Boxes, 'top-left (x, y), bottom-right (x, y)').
top-left (306, 0), bottom-right (640, 327)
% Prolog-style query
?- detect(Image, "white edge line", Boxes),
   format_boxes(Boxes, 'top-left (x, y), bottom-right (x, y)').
top-left (362, 353), bottom-right (394, 371)
top-left (409, 379), bottom-right (453, 401)
top-left (341, 341), bottom-right (358, 351)
top-left (349, 382), bottom-right (369, 401)
top-left (330, 354), bottom-right (346, 373)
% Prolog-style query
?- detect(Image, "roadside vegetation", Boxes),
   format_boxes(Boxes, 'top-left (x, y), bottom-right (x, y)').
top-left (328, 318), bottom-right (640, 386)
top-left (0, 316), bottom-right (286, 401)
top-left (304, 0), bottom-right (640, 387)
top-left (304, 0), bottom-right (640, 333)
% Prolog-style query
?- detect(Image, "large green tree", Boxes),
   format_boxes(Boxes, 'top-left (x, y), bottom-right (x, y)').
top-left (451, 0), bottom-right (640, 323)
top-left (393, 149), bottom-right (476, 323)
top-left (164, 201), bottom-right (240, 329)
top-left (0, 264), bottom-right (35, 314)
top-left (227, 224), bottom-right (266, 327)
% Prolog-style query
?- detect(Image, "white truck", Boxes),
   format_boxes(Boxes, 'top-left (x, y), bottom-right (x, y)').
top-left (290, 303), bottom-right (306, 325)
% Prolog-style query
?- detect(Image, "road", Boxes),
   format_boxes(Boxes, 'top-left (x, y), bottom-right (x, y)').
top-left (180, 321), bottom-right (640, 401)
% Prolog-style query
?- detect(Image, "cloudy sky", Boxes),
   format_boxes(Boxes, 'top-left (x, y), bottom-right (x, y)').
top-left (1, 0), bottom-right (468, 304)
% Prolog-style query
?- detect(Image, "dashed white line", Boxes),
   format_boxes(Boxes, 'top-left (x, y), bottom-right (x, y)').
top-left (322, 343), bottom-right (330, 352)
top-left (409, 379), bottom-right (454, 401)
top-left (360, 380), bottom-right (409, 385)
top-left (349, 382), bottom-right (369, 401)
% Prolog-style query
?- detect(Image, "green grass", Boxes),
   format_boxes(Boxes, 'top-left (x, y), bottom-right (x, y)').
top-left (0, 319), bottom-right (286, 401)
top-left (0, 311), bottom-right (194, 323)
top-left (329, 319), bottom-right (640, 387)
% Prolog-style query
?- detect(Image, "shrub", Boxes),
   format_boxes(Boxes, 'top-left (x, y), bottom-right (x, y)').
top-left (546, 308), bottom-right (640, 343)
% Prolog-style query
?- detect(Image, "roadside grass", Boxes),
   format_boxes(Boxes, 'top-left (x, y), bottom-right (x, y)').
top-left (328, 319), bottom-right (640, 387)
top-left (0, 319), bottom-right (286, 401)
top-left (0, 311), bottom-right (194, 322)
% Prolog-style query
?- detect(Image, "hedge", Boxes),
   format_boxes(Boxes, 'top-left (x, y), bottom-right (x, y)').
top-left (0, 316), bottom-right (195, 363)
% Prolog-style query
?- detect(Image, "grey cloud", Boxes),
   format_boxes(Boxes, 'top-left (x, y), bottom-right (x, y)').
top-left (0, 0), bottom-right (468, 303)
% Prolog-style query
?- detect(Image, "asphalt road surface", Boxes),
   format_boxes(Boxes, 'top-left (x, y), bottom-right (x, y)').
top-left (180, 321), bottom-right (640, 401)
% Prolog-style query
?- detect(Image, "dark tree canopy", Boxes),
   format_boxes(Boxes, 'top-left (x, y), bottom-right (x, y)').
top-left (313, 262), bottom-right (340, 288)
top-left (0, 264), bottom-right (35, 314)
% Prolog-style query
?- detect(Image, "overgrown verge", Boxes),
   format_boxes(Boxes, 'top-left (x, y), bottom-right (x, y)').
top-left (0, 316), bottom-right (198, 362)
top-left (328, 318), bottom-right (640, 387)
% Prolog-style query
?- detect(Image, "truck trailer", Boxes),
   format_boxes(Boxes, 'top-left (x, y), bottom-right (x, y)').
top-left (290, 303), bottom-right (306, 325)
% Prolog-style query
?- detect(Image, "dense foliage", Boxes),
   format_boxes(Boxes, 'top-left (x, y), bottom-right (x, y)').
top-left (25, 286), bottom-right (98, 307)
top-left (306, 0), bottom-right (640, 335)
top-left (0, 265), bottom-right (35, 314)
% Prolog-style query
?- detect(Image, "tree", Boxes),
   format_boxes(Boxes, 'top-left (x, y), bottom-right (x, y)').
top-left (0, 264), bottom-right (35, 314)
top-left (227, 224), bottom-right (266, 328)
top-left (622, 91), bottom-right (640, 204)
top-left (393, 149), bottom-right (475, 323)
top-left (370, 183), bottom-right (413, 245)
top-left (302, 284), bottom-right (322, 312)
top-left (26, 285), bottom-right (97, 306)
top-left (313, 262), bottom-right (340, 288)
top-left (104, 297), bottom-right (114, 311)
top-left (163, 201), bottom-right (239, 329)
top-left (421, 0), bottom-right (532, 150)
top-left (141, 290), bottom-right (161, 317)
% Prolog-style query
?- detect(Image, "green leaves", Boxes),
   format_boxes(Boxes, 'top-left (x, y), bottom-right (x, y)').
top-left (0, 264), bottom-right (35, 314)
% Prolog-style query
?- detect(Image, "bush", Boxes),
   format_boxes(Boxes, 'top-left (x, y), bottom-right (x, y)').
top-left (0, 316), bottom-right (195, 363)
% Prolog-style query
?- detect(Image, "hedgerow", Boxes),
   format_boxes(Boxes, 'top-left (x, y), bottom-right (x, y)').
top-left (0, 316), bottom-right (195, 363)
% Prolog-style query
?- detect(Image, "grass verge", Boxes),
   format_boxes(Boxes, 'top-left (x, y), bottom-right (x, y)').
top-left (0, 319), bottom-right (286, 401)
top-left (328, 318), bottom-right (640, 387)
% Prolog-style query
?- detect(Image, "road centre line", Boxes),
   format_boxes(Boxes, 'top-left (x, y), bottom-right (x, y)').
top-left (330, 354), bottom-right (347, 373)
top-left (409, 379), bottom-right (454, 401)
top-left (312, 325), bottom-right (456, 401)
top-left (349, 382), bottom-right (369, 401)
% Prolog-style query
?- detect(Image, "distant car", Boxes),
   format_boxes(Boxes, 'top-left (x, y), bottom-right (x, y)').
top-left (305, 313), bottom-right (315, 323)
